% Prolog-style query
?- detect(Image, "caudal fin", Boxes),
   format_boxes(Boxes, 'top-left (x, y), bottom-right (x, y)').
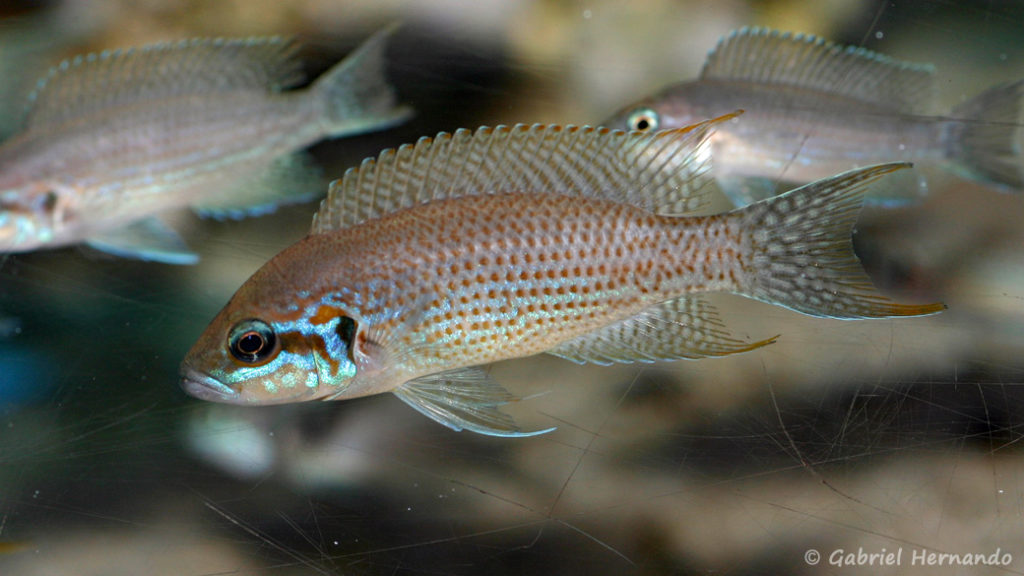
top-left (736, 163), bottom-right (945, 319)
top-left (312, 24), bottom-right (413, 136)
top-left (947, 80), bottom-right (1024, 190)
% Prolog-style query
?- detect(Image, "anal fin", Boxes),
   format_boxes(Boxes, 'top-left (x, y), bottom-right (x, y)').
top-left (548, 296), bottom-right (776, 366)
top-left (393, 367), bottom-right (554, 437)
top-left (86, 217), bottom-right (198, 265)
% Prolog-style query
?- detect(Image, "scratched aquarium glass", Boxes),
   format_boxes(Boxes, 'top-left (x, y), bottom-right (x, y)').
top-left (1, 1), bottom-right (1024, 575)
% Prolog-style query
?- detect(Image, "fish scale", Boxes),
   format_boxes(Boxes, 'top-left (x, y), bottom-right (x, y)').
top-left (379, 194), bottom-right (667, 366)
top-left (182, 120), bottom-right (944, 437)
top-left (372, 195), bottom-right (753, 372)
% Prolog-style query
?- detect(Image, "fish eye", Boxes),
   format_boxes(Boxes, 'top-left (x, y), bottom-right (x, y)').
top-left (228, 319), bottom-right (278, 364)
top-left (627, 108), bottom-right (660, 132)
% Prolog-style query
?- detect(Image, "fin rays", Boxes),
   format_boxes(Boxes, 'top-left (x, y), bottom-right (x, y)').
top-left (26, 37), bottom-right (304, 132)
top-left (703, 27), bottom-right (935, 113)
top-left (394, 368), bottom-right (554, 437)
top-left (737, 162), bottom-right (945, 319)
top-left (548, 296), bottom-right (777, 365)
top-left (311, 115), bottom-right (734, 234)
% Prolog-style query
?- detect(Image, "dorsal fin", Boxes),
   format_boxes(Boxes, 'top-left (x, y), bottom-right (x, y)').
top-left (701, 27), bottom-right (935, 113)
top-left (24, 36), bottom-right (305, 131)
top-left (312, 114), bottom-right (736, 233)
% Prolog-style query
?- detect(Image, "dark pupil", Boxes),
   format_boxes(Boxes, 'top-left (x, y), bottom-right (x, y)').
top-left (635, 117), bottom-right (650, 131)
top-left (229, 320), bottom-right (276, 363)
top-left (237, 332), bottom-right (265, 355)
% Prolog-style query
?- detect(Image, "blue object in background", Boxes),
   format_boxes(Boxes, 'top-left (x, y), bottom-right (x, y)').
top-left (0, 326), bottom-right (56, 405)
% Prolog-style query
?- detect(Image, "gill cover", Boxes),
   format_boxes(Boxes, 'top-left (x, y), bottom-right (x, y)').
top-left (309, 314), bottom-right (359, 394)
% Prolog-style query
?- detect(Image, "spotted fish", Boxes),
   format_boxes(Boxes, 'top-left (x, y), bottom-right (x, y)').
top-left (604, 27), bottom-right (1024, 206)
top-left (0, 26), bottom-right (411, 263)
top-left (180, 115), bottom-right (944, 436)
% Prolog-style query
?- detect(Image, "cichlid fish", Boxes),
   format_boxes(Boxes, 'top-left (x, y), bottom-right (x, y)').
top-left (180, 116), bottom-right (944, 437)
top-left (0, 26), bottom-right (411, 264)
top-left (604, 27), bottom-right (1024, 207)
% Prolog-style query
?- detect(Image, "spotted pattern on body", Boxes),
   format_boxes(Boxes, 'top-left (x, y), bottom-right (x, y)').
top-left (181, 122), bottom-right (944, 436)
top-left (298, 192), bottom-right (752, 378)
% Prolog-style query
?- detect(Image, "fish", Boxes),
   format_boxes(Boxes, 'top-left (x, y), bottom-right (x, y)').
top-left (180, 115), bottom-right (944, 437)
top-left (0, 25), bottom-right (412, 264)
top-left (603, 27), bottom-right (1024, 207)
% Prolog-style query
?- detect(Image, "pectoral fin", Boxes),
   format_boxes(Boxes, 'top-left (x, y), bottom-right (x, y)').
top-left (86, 217), bottom-right (198, 265)
top-left (393, 368), bottom-right (554, 437)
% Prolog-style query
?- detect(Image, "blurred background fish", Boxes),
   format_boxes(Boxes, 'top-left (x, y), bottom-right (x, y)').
top-left (604, 27), bottom-right (1024, 207)
top-left (181, 121), bottom-right (942, 436)
top-left (0, 25), bottom-right (411, 264)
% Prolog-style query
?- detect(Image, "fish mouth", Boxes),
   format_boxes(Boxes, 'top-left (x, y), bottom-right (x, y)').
top-left (180, 365), bottom-right (239, 403)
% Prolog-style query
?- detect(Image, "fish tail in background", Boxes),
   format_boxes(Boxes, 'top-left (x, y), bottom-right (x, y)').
top-left (311, 24), bottom-right (413, 136)
top-left (945, 79), bottom-right (1024, 190)
top-left (735, 163), bottom-right (946, 319)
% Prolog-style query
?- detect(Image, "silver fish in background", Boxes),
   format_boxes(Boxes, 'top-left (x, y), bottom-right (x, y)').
top-left (0, 25), bottom-right (412, 264)
top-left (180, 117), bottom-right (943, 437)
top-left (604, 27), bottom-right (1024, 207)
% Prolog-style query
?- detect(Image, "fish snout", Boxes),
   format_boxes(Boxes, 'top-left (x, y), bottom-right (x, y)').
top-left (0, 209), bottom-right (50, 252)
top-left (180, 365), bottom-right (240, 403)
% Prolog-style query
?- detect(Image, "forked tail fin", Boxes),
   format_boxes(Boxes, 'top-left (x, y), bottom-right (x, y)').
top-left (736, 162), bottom-right (945, 319)
top-left (312, 23), bottom-right (413, 136)
top-left (946, 80), bottom-right (1024, 191)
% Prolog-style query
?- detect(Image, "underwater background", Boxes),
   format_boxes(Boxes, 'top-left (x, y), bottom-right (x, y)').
top-left (2, 0), bottom-right (1024, 574)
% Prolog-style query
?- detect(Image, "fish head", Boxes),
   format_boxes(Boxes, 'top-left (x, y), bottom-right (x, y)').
top-left (603, 83), bottom-right (707, 135)
top-left (0, 184), bottom-right (59, 252)
top-left (0, 209), bottom-right (43, 252)
top-left (180, 251), bottom-right (369, 405)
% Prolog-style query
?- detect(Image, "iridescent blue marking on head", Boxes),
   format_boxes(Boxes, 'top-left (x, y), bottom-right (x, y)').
top-left (0, 210), bottom-right (51, 251)
top-left (180, 294), bottom-right (361, 405)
